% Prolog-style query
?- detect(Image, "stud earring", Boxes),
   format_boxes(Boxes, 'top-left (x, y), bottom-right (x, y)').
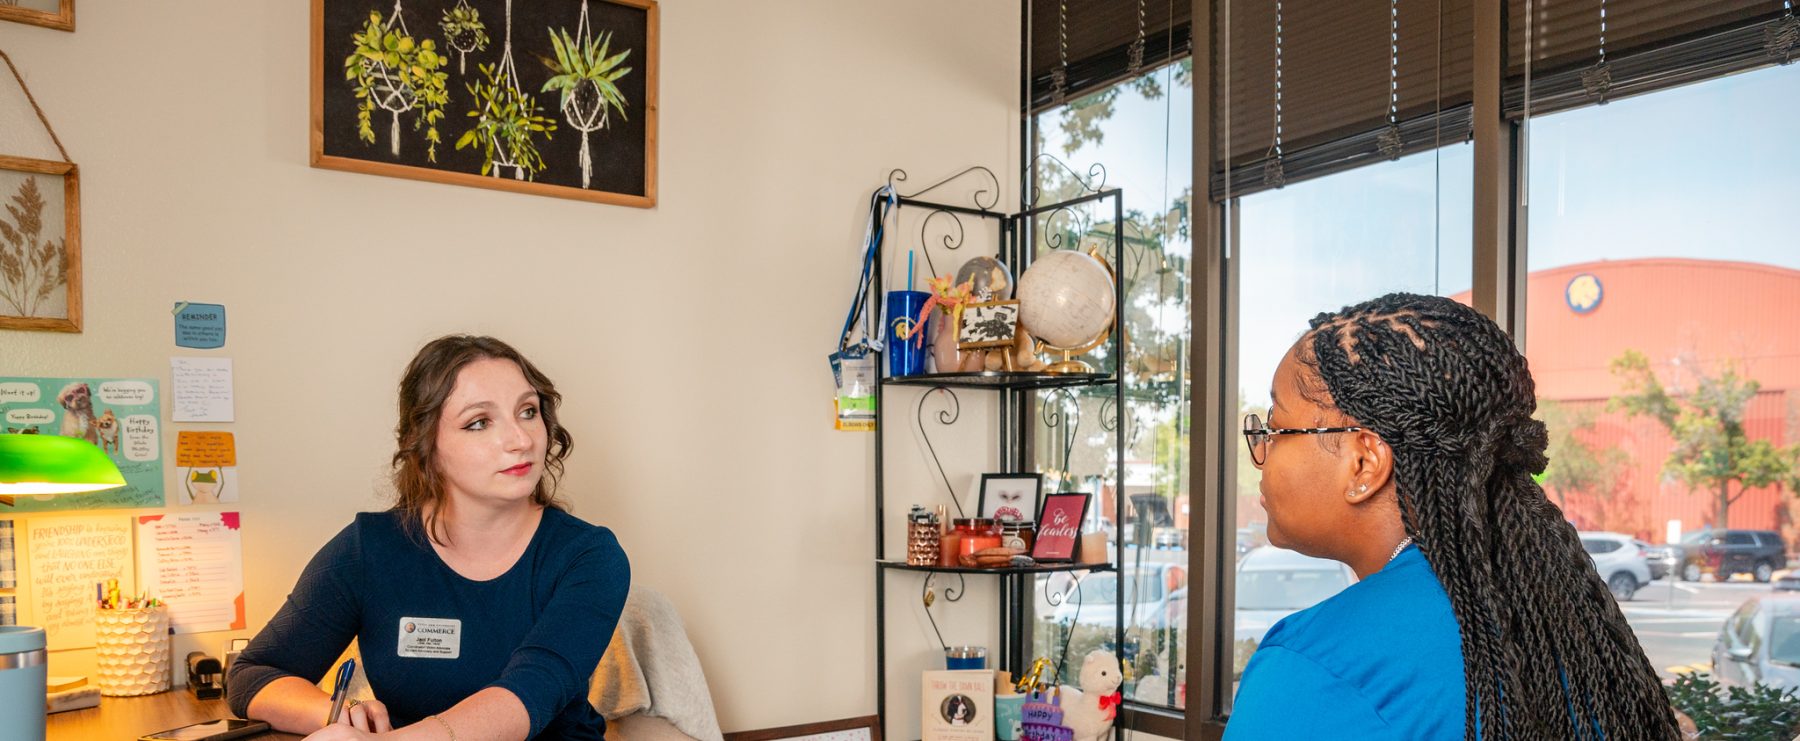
top-left (1358, 484), bottom-right (1368, 493)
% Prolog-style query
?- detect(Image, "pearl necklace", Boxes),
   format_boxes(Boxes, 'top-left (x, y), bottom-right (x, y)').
top-left (1389, 536), bottom-right (1414, 562)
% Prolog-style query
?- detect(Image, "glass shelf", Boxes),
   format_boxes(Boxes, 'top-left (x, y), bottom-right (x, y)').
top-left (882, 371), bottom-right (1114, 391)
top-left (877, 559), bottom-right (1115, 576)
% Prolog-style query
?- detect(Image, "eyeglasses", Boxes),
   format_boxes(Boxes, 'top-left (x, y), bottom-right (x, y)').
top-left (1242, 412), bottom-right (1363, 467)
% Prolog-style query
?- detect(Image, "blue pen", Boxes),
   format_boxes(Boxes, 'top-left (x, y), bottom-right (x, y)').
top-left (325, 658), bottom-right (356, 726)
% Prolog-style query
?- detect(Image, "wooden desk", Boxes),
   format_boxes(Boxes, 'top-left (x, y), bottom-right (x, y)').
top-left (46, 691), bottom-right (302, 740)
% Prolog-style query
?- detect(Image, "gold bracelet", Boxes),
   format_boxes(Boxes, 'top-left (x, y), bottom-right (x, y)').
top-left (431, 714), bottom-right (456, 741)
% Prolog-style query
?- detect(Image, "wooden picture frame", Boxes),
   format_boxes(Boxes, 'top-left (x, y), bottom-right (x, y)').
top-left (977, 473), bottom-right (1043, 523)
top-left (0, 0), bottom-right (74, 32)
top-left (0, 155), bottom-right (81, 333)
top-left (955, 299), bottom-right (1020, 350)
top-left (725, 716), bottom-right (882, 741)
top-left (310, 0), bottom-right (658, 208)
top-left (1031, 491), bottom-right (1090, 563)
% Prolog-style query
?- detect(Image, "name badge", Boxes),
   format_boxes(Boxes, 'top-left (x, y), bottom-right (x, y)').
top-left (396, 617), bottom-right (462, 659)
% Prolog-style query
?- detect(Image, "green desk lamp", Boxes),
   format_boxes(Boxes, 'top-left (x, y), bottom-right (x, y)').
top-left (0, 433), bottom-right (126, 741)
top-left (0, 433), bottom-right (127, 503)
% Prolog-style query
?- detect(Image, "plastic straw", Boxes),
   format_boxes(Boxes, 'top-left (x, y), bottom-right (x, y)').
top-left (907, 250), bottom-right (915, 291)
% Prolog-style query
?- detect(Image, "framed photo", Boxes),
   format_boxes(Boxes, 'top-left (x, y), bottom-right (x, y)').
top-left (1031, 492), bottom-right (1090, 563)
top-left (0, 0), bottom-right (74, 32)
top-left (725, 716), bottom-right (881, 741)
top-left (0, 155), bottom-right (81, 332)
top-left (311, 0), bottom-right (658, 208)
top-left (955, 300), bottom-right (1019, 350)
top-left (978, 473), bottom-right (1042, 523)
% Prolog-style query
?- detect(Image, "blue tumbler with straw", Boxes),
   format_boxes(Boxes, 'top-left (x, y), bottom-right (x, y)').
top-left (886, 291), bottom-right (931, 377)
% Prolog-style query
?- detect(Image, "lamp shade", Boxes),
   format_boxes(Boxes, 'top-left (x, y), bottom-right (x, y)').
top-left (0, 434), bottom-right (127, 496)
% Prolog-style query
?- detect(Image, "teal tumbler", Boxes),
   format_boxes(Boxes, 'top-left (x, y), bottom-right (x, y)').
top-left (0, 626), bottom-right (46, 741)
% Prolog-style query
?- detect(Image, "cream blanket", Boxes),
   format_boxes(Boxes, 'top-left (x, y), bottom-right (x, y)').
top-left (589, 586), bottom-right (724, 741)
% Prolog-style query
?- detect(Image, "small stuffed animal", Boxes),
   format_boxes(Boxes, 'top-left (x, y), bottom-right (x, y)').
top-left (1058, 650), bottom-right (1124, 741)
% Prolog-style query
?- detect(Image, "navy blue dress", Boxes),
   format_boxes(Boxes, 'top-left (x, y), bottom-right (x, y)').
top-left (1225, 545), bottom-right (1467, 740)
top-left (227, 508), bottom-right (630, 739)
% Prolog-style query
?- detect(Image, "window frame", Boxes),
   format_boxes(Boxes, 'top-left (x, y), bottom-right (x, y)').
top-left (1013, 2), bottom-right (1799, 738)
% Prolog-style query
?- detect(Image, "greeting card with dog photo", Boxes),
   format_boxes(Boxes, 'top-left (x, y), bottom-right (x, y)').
top-left (0, 376), bottom-right (164, 511)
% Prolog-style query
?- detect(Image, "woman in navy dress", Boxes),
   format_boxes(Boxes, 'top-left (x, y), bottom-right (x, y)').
top-left (229, 336), bottom-right (629, 740)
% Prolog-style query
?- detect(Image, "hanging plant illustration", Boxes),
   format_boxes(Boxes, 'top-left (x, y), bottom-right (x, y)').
top-left (455, 0), bottom-right (554, 180)
top-left (344, 3), bottom-right (450, 161)
top-left (457, 63), bottom-right (556, 179)
top-left (439, 0), bottom-right (489, 75)
top-left (539, 1), bottom-right (633, 189)
top-left (0, 177), bottom-right (67, 319)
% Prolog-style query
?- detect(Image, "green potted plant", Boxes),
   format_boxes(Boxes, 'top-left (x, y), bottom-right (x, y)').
top-left (1666, 671), bottom-right (1800, 740)
top-left (540, 26), bottom-right (632, 188)
top-left (455, 62), bottom-right (556, 180)
top-left (439, 1), bottom-right (489, 74)
top-left (344, 9), bottom-right (450, 161)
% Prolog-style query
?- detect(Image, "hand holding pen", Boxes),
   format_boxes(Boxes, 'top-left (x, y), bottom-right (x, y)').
top-left (322, 659), bottom-right (392, 733)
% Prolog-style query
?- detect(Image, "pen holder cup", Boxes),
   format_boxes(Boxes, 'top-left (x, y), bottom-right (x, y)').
top-left (95, 606), bottom-right (171, 696)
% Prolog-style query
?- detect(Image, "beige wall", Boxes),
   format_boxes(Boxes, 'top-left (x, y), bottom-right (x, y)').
top-left (0, 1), bottom-right (1019, 735)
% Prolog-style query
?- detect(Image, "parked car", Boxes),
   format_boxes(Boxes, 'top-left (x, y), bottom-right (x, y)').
top-left (1644, 542), bottom-right (1678, 581)
top-left (1678, 530), bottom-right (1788, 583)
top-left (1712, 594), bottom-right (1800, 690)
top-left (1637, 539), bottom-right (1670, 581)
top-left (1775, 572), bottom-right (1800, 592)
top-left (1578, 531), bottom-right (1653, 601)
top-left (1052, 563), bottom-right (1187, 629)
top-left (1233, 546), bottom-right (1357, 646)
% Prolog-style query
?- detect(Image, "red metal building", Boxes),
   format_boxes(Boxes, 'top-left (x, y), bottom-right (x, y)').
top-left (1457, 258), bottom-right (1800, 544)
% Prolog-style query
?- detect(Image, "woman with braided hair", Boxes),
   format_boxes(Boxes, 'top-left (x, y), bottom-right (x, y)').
top-left (1224, 293), bottom-right (1681, 740)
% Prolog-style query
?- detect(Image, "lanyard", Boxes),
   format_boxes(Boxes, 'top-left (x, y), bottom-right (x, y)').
top-left (838, 186), bottom-right (897, 356)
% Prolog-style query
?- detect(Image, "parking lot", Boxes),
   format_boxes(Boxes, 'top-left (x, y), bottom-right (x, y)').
top-left (1624, 577), bottom-right (1777, 680)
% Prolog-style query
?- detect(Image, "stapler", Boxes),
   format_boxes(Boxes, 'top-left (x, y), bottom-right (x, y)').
top-left (188, 651), bottom-right (224, 700)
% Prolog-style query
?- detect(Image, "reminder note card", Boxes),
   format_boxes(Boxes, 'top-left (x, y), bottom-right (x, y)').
top-left (27, 516), bottom-right (135, 650)
top-left (173, 302), bottom-right (227, 349)
top-left (171, 357), bottom-right (234, 422)
top-left (137, 512), bottom-right (246, 633)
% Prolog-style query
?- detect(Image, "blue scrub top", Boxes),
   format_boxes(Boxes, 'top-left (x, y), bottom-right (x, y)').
top-left (1225, 545), bottom-right (1467, 740)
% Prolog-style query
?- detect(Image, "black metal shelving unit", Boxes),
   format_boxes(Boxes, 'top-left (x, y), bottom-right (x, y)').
top-left (870, 164), bottom-right (1126, 739)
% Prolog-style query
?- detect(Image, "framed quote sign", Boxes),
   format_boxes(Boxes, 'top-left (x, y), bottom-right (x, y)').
top-left (1031, 492), bottom-right (1090, 563)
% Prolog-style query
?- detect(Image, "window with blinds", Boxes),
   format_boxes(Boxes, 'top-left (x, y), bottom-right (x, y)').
top-left (1175, 0), bottom-right (1795, 200)
top-left (1028, 0), bottom-right (1195, 112)
top-left (1209, 0), bottom-right (1475, 200)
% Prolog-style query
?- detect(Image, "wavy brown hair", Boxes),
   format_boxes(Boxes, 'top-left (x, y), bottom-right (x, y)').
top-left (391, 335), bottom-right (573, 545)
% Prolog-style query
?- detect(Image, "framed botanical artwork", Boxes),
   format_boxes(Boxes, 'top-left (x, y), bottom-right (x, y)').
top-left (0, 155), bottom-right (81, 332)
top-left (955, 300), bottom-right (1020, 350)
top-left (311, 0), bottom-right (658, 207)
top-left (0, 0), bottom-right (74, 32)
top-left (977, 473), bottom-right (1042, 523)
top-left (1031, 491), bottom-right (1090, 563)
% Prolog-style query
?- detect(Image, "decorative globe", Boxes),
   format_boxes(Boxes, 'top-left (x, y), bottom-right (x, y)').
top-left (1017, 250), bottom-right (1115, 349)
top-left (954, 256), bottom-right (1015, 301)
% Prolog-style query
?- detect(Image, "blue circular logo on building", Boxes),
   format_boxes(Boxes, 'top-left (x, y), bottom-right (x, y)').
top-left (1566, 273), bottom-right (1603, 314)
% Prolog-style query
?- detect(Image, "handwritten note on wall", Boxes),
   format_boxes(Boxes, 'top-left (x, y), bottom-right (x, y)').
top-left (171, 357), bottom-right (234, 422)
top-left (137, 512), bottom-right (245, 633)
top-left (26, 516), bottom-right (135, 650)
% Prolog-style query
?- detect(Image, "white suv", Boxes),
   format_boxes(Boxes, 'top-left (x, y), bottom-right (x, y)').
top-left (1579, 531), bottom-right (1653, 601)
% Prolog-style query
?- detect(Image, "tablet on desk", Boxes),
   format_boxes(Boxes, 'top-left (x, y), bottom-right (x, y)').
top-left (139, 718), bottom-right (272, 741)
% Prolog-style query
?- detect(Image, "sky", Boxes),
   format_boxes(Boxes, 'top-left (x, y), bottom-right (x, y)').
top-left (1038, 60), bottom-right (1800, 405)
